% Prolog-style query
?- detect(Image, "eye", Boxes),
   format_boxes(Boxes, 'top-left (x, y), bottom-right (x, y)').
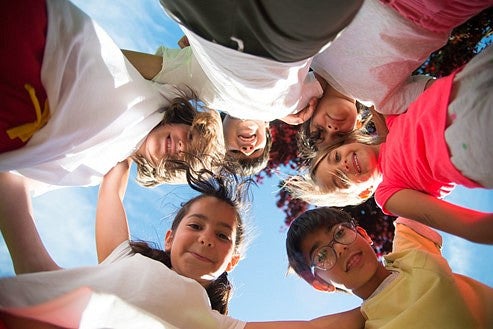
top-left (313, 247), bottom-right (329, 267)
top-left (334, 225), bottom-right (347, 240)
top-left (187, 130), bottom-right (193, 141)
top-left (217, 232), bottom-right (232, 242)
top-left (334, 151), bottom-right (341, 162)
top-left (187, 223), bottom-right (201, 230)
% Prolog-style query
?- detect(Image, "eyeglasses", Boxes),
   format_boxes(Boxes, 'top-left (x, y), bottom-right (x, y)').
top-left (310, 223), bottom-right (357, 274)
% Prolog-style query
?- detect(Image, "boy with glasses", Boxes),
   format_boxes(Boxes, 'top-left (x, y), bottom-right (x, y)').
top-left (286, 207), bottom-right (493, 328)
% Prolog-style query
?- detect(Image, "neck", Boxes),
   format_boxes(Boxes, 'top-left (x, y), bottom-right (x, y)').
top-left (353, 263), bottom-right (391, 300)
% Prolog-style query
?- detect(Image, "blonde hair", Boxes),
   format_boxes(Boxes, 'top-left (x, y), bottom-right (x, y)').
top-left (285, 131), bottom-right (384, 207)
top-left (133, 93), bottom-right (225, 187)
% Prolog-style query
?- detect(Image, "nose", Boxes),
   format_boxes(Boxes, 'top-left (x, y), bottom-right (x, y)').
top-left (240, 144), bottom-right (254, 156)
top-left (199, 232), bottom-right (214, 248)
top-left (339, 158), bottom-right (350, 172)
top-left (177, 140), bottom-right (186, 154)
top-left (333, 242), bottom-right (348, 257)
top-left (326, 122), bottom-right (339, 132)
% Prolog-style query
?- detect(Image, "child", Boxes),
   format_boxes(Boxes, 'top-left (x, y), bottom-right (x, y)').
top-left (299, 0), bottom-right (491, 149)
top-left (0, 0), bottom-right (224, 194)
top-left (286, 44), bottom-right (493, 244)
top-left (286, 207), bottom-right (493, 328)
top-left (0, 168), bottom-right (364, 328)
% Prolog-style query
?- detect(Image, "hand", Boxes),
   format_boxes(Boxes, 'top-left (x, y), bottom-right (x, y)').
top-left (279, 97), bottom-right (318, 125)
top-left (177, 35), bottom-right (189, 48)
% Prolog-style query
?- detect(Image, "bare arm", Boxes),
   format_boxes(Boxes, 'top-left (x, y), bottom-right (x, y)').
top-left (385, 189), bottom-right (493, 244)
top-left (95, 158), bottom-right (132, 262)
top-left (122, 49), bottom-right (163, 80)
top-left (245, 307), bottom-right (364, 329)
top-left (0, 172), bottom-right (60, 274)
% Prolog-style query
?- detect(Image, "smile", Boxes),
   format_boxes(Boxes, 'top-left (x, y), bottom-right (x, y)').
top-left (345, 251), bottom-right (362, 272)
top-left (189, 251), bottom-right (214, 263)
top-left (352, 152), bottom-right (361, 174)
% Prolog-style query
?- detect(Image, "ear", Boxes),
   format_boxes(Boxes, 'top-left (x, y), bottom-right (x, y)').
top-left (164, 230), bottom-right (174, 251)
top-left (225, 253), bottom-right (240, 272)
top-left (356, 226), bottom-right (374, 245)
top-left (311, 277), bottom-right (336, 293)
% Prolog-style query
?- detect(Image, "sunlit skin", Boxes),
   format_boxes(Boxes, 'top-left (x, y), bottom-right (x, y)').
top-left (314, 143), bottom-right (380, 191)
top-left (222, 115), bottom-right (267, 160)
top-left (136, 123), bottom-right (191, 166)
top-left (309, 87), bottom-right (358, 149)
top-left (300, 225), bottom-right (390, 299)
top-left (164, 196), bottom-right (240, 288)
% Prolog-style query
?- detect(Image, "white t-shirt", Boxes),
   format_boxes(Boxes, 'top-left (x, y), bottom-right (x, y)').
top-left (311, 0), bottom-right (446, 115)
top-left (0, 241), bottom-right (245, 329)
top-left (152, 27), bottom-right (323, 122)
top-left (0, 0), bottom-right (176, 194)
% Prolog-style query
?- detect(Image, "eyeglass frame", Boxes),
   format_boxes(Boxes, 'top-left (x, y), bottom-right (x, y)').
top-left (309, 222), bottom-right (358, 275)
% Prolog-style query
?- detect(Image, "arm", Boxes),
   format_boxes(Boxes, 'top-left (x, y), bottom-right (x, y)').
top-left (385, 189), bottom-right (493, 244)
top-left (0, 172), bottom-right (60, 274)
top-left (245, 307), bottom-right (364, 329)
top-left (95, 158), bottom-right (132, 262)
top-left (122, 49), bottom-right (163, 80)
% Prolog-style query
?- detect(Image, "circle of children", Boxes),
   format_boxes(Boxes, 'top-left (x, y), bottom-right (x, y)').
top-left (0, 0), bottom-right (492, 328)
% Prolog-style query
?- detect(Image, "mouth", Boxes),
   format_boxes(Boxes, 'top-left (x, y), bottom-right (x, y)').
top-left (345, 251), bottom-right (362, 272)
top-left (238, 134), bottom-right (256, 144)
top-left (164, 135), bottom-right (177, 156)
top-left (189, 251), bottom-right (214, 264)
top-left (352, 152), bottom-right (361, 174)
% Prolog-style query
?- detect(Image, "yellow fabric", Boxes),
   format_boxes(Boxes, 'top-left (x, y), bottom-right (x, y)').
top-left (7, 84), bottom-right (50, 142)
top-left (361, 220), bottom-right (493, 329)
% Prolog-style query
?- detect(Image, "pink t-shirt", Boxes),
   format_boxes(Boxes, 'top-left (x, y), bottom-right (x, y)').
top-left (375, 70), bottom-right (481, 214)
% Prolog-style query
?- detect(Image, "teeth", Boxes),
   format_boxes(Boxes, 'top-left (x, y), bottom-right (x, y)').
top-left (353, 153), bottom-right (361, 173)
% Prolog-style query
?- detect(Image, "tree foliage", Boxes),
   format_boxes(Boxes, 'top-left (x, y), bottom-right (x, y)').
top-left (258, 8), bottom-right (492, 256)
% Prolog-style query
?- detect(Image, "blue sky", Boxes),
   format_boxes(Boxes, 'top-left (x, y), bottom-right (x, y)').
top-left (1, 0), bottom-right (492, 323)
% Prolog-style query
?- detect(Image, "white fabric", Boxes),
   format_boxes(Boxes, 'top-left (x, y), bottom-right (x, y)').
top-left (0, 0), bottom-right (176, 194)
top-left (80, 292), bottom-right (181, 329)
top-left (0, 241), bottom-right (245, 329)
top-left (311, 0), bottom-right (445, 114)
top-left (445, 44), bottom-right (493, 187)
top-left (152, 27), bottom-right (323, 122)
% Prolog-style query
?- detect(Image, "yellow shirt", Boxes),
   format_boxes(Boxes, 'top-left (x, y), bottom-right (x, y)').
top-left (361, 218), bottom-right (493, 329)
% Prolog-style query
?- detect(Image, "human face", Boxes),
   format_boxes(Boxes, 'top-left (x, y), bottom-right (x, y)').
top-left (222, 115), bottom-right (267, 159)
top-left (314, 142), bottom-right (379, 191)
top-left (310, 223), bottom-right (358, 274)
top-left (165, 196), bottom-right (240, 287)
top-left (300, 224), bottom-right (382, 298)
top-left (309, 94), bottom-right (358, 148)
top-left (137, 123), bottom-right (192, 166)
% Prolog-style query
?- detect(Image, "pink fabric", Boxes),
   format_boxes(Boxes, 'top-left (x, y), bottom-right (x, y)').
top-left (380, 0), bottom-right (492, 33)
top-left (2, 287), bottom-right (93, 328)
top-left (375, 69), bottom-right (481, 214)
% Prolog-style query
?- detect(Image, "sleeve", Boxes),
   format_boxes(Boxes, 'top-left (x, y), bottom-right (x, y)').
top-left (376, 75), bottom-right (435, 115)
top-left (392, 217), bottom-right (442, 255)
top-left (100, 240), bottom-right (135, 264)
top-left (295, 71), bottom-right (324, 113)
top-left (152, 46), bottom-right (195, 86)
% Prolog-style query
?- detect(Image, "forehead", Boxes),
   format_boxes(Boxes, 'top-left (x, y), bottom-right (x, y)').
top-left (183, 196), bottom-right (237, 229)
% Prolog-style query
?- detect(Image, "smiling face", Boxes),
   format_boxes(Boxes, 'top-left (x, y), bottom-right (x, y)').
top-left (313, 142), bottom-right (380, 192)
top-left (300, 225), bottom-right (385, 298)
top-left (222, 115), bottom-right (268, 160)
top-left (165, 196), bottom-right (240, 287)
top-left (309, 93), bottom-right (358, 148)
top-left (137, 123), bottom-right (192, 166)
